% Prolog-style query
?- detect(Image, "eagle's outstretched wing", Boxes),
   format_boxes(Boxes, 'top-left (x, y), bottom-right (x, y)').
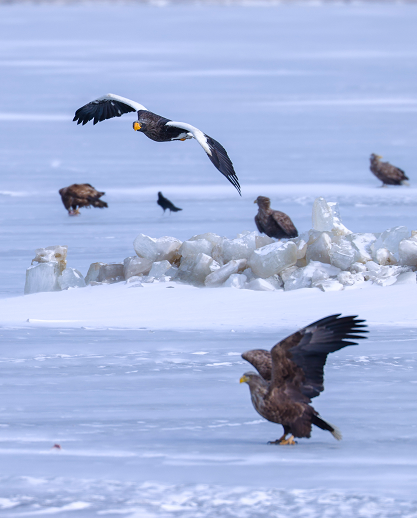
top-left (243, 314), bottom-right (367, 398)
top-left (274, 314), bottom-right (368, 398)
top-left (241, 349), bottom-right (272, 380)
top-left (73, 93), bottom-right (147, 125)
top-left (166, 121), bottom-right (241, 196)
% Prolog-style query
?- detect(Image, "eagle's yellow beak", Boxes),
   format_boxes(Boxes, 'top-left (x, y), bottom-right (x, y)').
top-left (240, 375), bottom-right (249, 384)
top-left (254, 200), bottom-right (257, 204)
top-left (133, 122), bottom-right (142, 131)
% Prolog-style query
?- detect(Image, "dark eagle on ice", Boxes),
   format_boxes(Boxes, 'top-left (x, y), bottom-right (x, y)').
top-left (370, 154), bottom-right (409, 186)
top-left (73, 94), bottom-right (240, 195)
top-left (59, 183), bottom-right (108, 216)
top-left (240, 314), bottom-right (368, 445)
top-left (254, 196), bottom-right (298, 239)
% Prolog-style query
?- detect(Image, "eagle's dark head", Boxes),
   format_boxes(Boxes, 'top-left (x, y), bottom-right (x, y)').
top-left (370, 153), bottom-right (382, 162)
top-left (254, 196), bottom-right (271, 209)
top-left (240, 372), bottom-right (266, 387)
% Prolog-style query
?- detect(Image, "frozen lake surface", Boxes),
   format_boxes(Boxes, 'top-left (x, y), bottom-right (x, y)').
top-left (1, 326), bottom-right (417, 516)
top-left (1, 3), bottom-right (417, 516)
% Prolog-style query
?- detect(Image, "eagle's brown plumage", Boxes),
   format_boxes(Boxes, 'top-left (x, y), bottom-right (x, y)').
top-left (254, 196), bottom-right (298, 239)
top-left (240, 314), bottom-right (368, 444)
top-left (370, 154), bottom-right (409, 186)
top-left (59, 183), bottom-right (108, 216)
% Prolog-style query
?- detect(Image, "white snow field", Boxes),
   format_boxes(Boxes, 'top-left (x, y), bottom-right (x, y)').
top-left (1, 3), bottom-right (417, 517)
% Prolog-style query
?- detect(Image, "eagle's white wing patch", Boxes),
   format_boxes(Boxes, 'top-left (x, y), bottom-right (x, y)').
top-left (97, 93), bottom-right (148, 112)
top-left (166, 121), bottom-right (212, 156)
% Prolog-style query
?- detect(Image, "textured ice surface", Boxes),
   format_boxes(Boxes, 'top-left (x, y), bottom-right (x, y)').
top-left (178, 253), bottom-right (217, 286)
top-left (58, 267), bottom-right (86, 290)
top-left (284, 261), bottom-right (340, 291)
top-left (205, 259), bottom-right (246, 286)
top-left (306, 233), bottom-right (332, 264)
top-left (84, 262), bottom-right (106, 285)
top-left (329, 237), bottom-right (358, 271)
top-left (371, 227), bottom-right (410, 260)
top-left (312, 198), bottom-right (351, 236)
top-left (222, 273), bottom-right (247, 289)
top-left (0, 327), bottom-right (416, 516)
top-left (97, 263), bottom-right (125, 284)
top-left (123, 256), bottom-right (153, 279)
top-left (24, 262), bottom-right (61, 294)
top-left (125, 275), bottom-right (144, 288)
top-left (221, 232), bottom-right (258, 263)
top-left (148, 260), bottom-right (172, 280)
top-left (246, 278), bottom-right (276, 291)
top-left (179, 238), bottom-right (214, 258)
top-left (32, 245), bottom-right (67, 273)
top-left (2, 4), bottom-right (417, 513)
top-left (373, 247), bottom-right (397, 266)
top-left (315, 279), bottom-right (344, 292)
top-left (134, 234), bottom-right (182, 263)
top-left (249, 241), bottom-right (297, 278)
top-left (398, 236), bottom-right (417, 266)
top-left (347, 233), bottom-right (377, 263)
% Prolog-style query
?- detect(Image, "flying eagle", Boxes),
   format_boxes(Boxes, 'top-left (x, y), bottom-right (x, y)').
top-left (59, 183), bottom-right (108, 216)
top-left (157, 192), bottom-right (182, 213)
top-left (73, 94), bottom-right (240, 195)
top-left (240, 314), bottom-right (367, 445)
top-left (254, 196), bottom-right (298, 239)
top-left (370, 154), bottom-right (409, 186)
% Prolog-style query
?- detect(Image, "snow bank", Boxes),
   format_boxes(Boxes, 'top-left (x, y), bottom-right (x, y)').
top-left (23, 198), bottom-right (417, 295)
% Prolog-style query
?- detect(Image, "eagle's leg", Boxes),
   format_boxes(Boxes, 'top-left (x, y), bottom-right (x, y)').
top-left (279, 435), bottom-right (296, 446)
top-left (268, 426), bottom-right (291, 445)
top-left (268, 433), bottom-right (288, 445)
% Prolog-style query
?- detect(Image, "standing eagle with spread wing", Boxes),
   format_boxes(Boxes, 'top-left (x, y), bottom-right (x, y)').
top-left (370, 154), bottom-right (409, 186)
top-left (59, 183), bottom-right (108, 216)
top-left (240, 314), bottom-right (368, 445)
top-left (73, 94), bottom-right (240, 195)
top-left (254, 196), bottom-right (298, 239)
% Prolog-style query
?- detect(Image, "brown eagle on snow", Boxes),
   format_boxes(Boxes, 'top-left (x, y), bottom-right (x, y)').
top-left (59, 184), bottom-right (108, 216)
top-left (254, 196), bottom-right (298, 239)
top-left (370, 154), bottom-right (409, 186)
top-left (240, 314), bottom-right (367, 445)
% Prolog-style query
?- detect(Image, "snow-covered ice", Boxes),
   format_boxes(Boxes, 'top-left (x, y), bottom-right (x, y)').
top-left (1, 3), bottom-right (417, 516)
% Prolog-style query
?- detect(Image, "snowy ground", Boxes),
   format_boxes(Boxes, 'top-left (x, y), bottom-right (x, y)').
top-left (1, 3), bottom-right (417, 516)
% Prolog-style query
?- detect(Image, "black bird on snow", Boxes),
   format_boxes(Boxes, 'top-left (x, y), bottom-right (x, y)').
top-left (157, 192), bottom-right (182, 214)
top-left (73, 94), bottom-right (241, 195)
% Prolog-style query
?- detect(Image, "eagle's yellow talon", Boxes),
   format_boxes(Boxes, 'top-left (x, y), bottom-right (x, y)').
top-left (279, 435), bottom-right (296, 445)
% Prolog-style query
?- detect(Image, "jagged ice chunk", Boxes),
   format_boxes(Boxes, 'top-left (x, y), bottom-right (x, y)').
top-left (248, 241), bottom-right (297, 278)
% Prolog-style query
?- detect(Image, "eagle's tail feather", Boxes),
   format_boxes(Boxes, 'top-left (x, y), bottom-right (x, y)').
top-left (88, 196), bottom-right (108, 209)
top-left (312, 415), bottom-right (342, 441)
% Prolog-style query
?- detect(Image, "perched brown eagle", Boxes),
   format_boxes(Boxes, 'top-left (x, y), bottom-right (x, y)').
top-left (240, 314), bottom-right (367, 445)
top-left (254, 196), bottom-right (298, 239)
top-left (73, 94), bottom-right (240, 195)
top-left (59, 184), bottom-right (108, 216)
top-left (370, 154), bottom-right (409, 186)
